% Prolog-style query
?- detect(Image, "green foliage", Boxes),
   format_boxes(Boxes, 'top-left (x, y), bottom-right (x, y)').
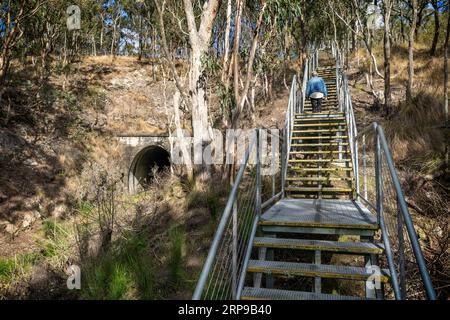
top-left (168, 226), bottom-right (186, 285)
top-left (77, 200), bottom-right (95, 217)
top-left (265, 0), bottom-right (302, 32)
top-left (81, 233), bottom-right (156, 300)
top-left (217, 84), bottom-right (236, 119)
top-left (206, 191), bottom-right (220, 219)
top-left (202, 55), bottom-right (221, 76)
top-left (39, 219), bottom-right (72, 262)
top-left (0, 253), bottom-right (38, 281)
top-left (0, 259), bottom-right (15, 280)
top-left (42, 218), bottom-right (68, 240)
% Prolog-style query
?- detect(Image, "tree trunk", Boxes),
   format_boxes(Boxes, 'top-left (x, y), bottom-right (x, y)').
top-left (407, 0), bottom-right (417, 102)
top-left (430, 0), bottom-right (440, 56)
top-left (173, 91), bottom-right (194, 180)
top-left (100, 24), bottom-right (104, 54)
top-left (400, 6), bottom-right (406, 43)
top-left (221, 0), bottom-right (232, 83)
top-left (233, 0), bottom-right (244, 108)
top-left (445, 4), bottom-right (450, 127)
top-left (138, 14), bottom-right (144, 61)
top-left (383, 0), bottom-right (392, 114)
top-left (232, 1), bottom-right (267, 128)
top-left (182, 0), bottom-right (221, 168)
top-left (92, 35), bottom-right (97, 56)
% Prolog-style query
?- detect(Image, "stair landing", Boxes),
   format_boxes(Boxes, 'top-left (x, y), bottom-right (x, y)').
top-left (260, 199), bottom-right (377, 231)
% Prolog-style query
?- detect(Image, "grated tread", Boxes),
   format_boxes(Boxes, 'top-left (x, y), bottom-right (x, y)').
top-left (241, 287), bottom-right (369, 300)
top-left (247, 260), bottom-right (390, 282)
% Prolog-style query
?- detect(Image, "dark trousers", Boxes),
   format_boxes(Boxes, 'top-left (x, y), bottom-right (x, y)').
top-left (311, 98), bottom-right (322, 113)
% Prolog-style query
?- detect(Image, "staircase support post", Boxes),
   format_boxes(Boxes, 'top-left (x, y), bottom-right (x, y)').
top-left (256, 128), bottom-right (262, 216)
top-left (375, 127), bottom-right (402, 300)
top-left (232, 200), bottom-right (238, 299)
top-left (314, 250), bottom-right (322, 294)
top-left (397, 201), bottom-right (407, 299)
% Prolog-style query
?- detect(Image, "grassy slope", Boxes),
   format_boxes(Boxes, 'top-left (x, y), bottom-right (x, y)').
top-left (0, 54), bottom-right (291, 299)
top-left (348, 43), bottom-right (449, 299)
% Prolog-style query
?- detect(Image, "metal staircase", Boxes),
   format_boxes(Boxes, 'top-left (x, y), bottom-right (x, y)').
top-left (192, 46), bottom-right (436, 300)
top-left (286, 65), bottom-right (355, 200)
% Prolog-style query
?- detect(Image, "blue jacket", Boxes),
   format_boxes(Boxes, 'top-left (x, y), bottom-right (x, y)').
top-left (306, 76), bottom-right (328, 98)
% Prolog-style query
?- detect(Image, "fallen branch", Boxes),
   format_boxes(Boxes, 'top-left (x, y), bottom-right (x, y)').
top-left (405, 197), bottom-right (426, 215)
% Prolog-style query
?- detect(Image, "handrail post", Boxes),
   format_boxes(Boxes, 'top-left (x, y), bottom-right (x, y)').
top-left (354, 129), bottom-right (360, 199)
top-left (235, 130), bottom-right (263, 300)
top-left (375, 125), bottom-right (402, 300)
top-left (232, 200), bottom-right (238, 299)
top-left (397, 198), bottom-right (407, 299)
top-left (271, 131), bottom-right (276, 198)
top-left (256, 129), bottom-right (262, 217)
top-left (375, 129), bottom-right (382, 227)
top-left (377, 126), bottom-right (437, 300)
top-left (363, 133), bottom-right (368, 199)
top-left (192, 137), bottom-right (257, 300)
top-left (281, 127), bottom-right (286, 197)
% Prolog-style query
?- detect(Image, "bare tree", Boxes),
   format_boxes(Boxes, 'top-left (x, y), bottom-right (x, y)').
top-left (406, 0), bottom-right (418, 102)
top-left (182, 0), bottom-right (222, 168)
top-left (231, 0), bottom-right (268, 128)
top-left (445, 1), bottom-right (450, 128)
top-left (221, 0), bottom-right (232, 83)
top-left (384, 0), bottom-right (393, 114)
top-left (430, 0), bottom-right (440, 56)
top-left (0, 1), bottom-right (45, 101)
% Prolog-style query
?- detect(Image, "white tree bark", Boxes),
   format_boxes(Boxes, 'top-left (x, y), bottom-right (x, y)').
top-left (182, 0), bottom-right (221, 146)
top-left (222, 0), bottom-right (232, 82)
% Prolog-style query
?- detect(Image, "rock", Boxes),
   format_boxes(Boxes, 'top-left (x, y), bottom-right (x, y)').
top-left (97, 114), bottom-right (108, 127)
top-left (23, 159), bottom-right (39, 166)
top-left (4, 223), bottom-right (18, 236)
top-left (21, 211), bottom-right (40, 229)
top-left (22, 212), bottom-right (35, 229)
top-left (0, 192), bottom-right (7, 203)
top-left (51, 204), bottom-right (67, 219)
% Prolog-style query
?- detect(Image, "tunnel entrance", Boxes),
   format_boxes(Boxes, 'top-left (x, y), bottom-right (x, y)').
top-left (128, 145), bottom-right (170, 193)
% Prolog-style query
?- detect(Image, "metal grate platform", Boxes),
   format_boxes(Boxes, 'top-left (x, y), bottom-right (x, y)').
top-left (260, 199), bottom-right (378, 229)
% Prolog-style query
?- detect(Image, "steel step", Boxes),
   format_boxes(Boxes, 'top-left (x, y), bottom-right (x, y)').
top-left (293, 123), bottom-right (347, 128)
top-left (290, 143), bottom-right (349, 147)
top-left (286, 187), bottom-right (353, 193)
top-left (288, 159), bottom-right (352, 163)
top-left (286, 177), bottom-right (353, 182)
top-left (294, 117), bottom-right (346, 122)
top-left (253, 237), bottom-right (384, 254)
top-left (241, 287), bottom-right (368, 300)
top-left (291, 136), bottom-right (349, 140)
top-left (292, 129), bottom-right (347, 134)
top-left (289, 167), bottom-right (353, 172)
top-left (295, 112), bottom-right (343, 117)
top-left (247, 260), bottom-right (390, 282)
top-left (304, 100), bottom-right (337, 104)
top-left (287, 194), bottom-right (353, 200)
top-left (290, 150), bottom-right (349, 155)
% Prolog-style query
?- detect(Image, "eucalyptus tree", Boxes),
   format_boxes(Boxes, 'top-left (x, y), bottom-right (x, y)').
top-left (0, 0), bottom-right (46, 101)
top-left (430, 0), bottom-right (441, 56)
top-left (383, 0), bottom-right (394, 113)
top-left (407, 0), bottom-right (418, 102)
top-left (444, 0), bottom-right (450, 127)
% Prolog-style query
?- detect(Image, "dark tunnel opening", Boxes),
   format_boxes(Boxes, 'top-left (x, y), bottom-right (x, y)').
top-left (128, 145), bottom-right (170, 193)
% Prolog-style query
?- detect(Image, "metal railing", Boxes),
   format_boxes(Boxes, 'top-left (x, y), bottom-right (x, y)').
top-left (192, 132), bottom-right (260, 300)
top-left (355, 124), bottom-right (436, 300)
top-left (191, 130), bottom-right (288, 299)
top-left (333, 45), bottom-right (359, 194)
top-left (331, 44), bottom-right (436, 300)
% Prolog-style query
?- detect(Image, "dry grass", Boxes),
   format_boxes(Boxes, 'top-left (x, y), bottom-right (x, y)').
top-left (350, 41), bottom-right (449, 299)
